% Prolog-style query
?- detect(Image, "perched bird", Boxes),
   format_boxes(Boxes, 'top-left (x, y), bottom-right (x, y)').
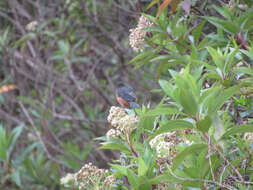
top-left (116, 84), bottom-right (140, 109)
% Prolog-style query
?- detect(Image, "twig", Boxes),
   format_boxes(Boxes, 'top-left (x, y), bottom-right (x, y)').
top-left (203, 133), bottom-right (244, 183)
top-left (208, 135), bottom-right (216, 184)
top-left (166, 166), bottom-right (235, 190)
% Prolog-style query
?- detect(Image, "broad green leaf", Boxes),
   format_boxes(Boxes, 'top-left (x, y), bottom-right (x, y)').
top-left (134, 54), bottom-right (158, 70)
top-left (240, 49), bottom-right (253, 60)
top-left (207, 47), bottom-right (223, 69)
top-left (111, 164), bottom-right (128, 176)
top-left (172, 144), bottom-right (208, 170)
top-left (213, 5), bottom-right (233, 21)
top-left (128, 50), bottom-right (154, 65)
top-left (178, 88), bottom-right (198, 116)
top-left (127, 169), bottom-right (139, 187)
top-left (203, 16), bottom-right (239, 34)
top-left (99, 140), bottom-right (130, 152)
top-left (138, 157), bottom-right (148, 176)
top-left (145, 107), bottom-right (180, 116)
top-left (221, 124), bottom-right (253, 138)
top-left (234, 67), bottom-right (253, 75)
top-left (138, 116), bottom-right (155, 131)
top-left (224, 48), bottom-right (239, 74)
top-left (211, 114), bottom-right (225, 142)
top-left (11, 170), bottom-right (22, 187)
top-left (159, 79), bottom-right (174, 97)
top-left (208, 85), bottom-right (240, 114)
top-left (196, 116), bottom-right (211, 132)
top-left (192, 21), bottom-right (206, 43)
top-left (150, 120), bottom-right (194, 140)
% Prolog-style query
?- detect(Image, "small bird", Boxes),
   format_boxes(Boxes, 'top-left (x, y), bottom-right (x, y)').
top-left (116, 83), bottom-right (140, 109)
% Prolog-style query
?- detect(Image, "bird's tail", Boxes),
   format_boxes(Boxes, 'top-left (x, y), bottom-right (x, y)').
top-left (129, 102), bottom-right (140, 109)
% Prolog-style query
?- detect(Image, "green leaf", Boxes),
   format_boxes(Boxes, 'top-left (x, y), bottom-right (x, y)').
top-left (224, 48), bottom-right (239, 74)
top-left (234, 67), bottom-right (253, 75)
top-left (203, 16), bottom-right (239, 34)
top-left (111, 164), bottom-right (128, 176)
top-left (150, 120), bottom-right (194, 140)
top-left (148, 173), bottom-right (181, 184)
top-left (213, 5), bottom-right (233, 21)
top-left (192, 21), bottom-right (206, 43)
top-left (134, 54), bottom-right (158, 70)
top-left (196, 116), bottom-right (211, 132)
top-left (145, 0), bottom-right (160, 11)
top-left (138, 157), bottom-right (148, 176)
top-left (172, 144), bottom-right (208, 170)
top-left (58, 40), bottom-right (69, 54)
top-left (211, 114), bottom-right (225, 142)
top-left (11, 170), bottom-right (22, 187)
top-left (128, 50), bottom-right (154, 65)
top-left (0, 125), bottom-right (7, 161)
top-left (207, 47), bottom-right (223, 69)
top-left (127, 169), bottom-right (139, 188)
top-left (221, 124), bottom-right (253, 138)
top-left (99, 140), bottom-right (130, 152)
top-left (145, 106), bottom-right (181, 116)
top-left (14, 142), bottom-right (39, 165)
top-left (7, 125), bottom-right (24, 161)
top-left (159, 79), bottom-right (174, 97)
top-left (208, 85), bottom-right (240, 114)
top-left (178, 88), bottom-right (198, 116)
top-left (138, 116), bottom-right (155, 131)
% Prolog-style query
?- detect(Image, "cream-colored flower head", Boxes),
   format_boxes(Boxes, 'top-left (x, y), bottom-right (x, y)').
top-left (106, 128), bottom-right (121, 140)
top-left (74, 163), bottom-right (109, 189)
top-left (117, 114), bottom-right (139, 135)
top-left (107, 106), bottom-right (139, 136)
top-left (60, 173), bottom-right (75, 185)
top-left (26, 21), bottom-right (38, 32)
top-left (137, 15), bottom-right (153, 28)
top-left (244, 133), bottom-right (253, 142)
top-left (104, 175), bottom-right (117, 188)
top-left (129, 15), bottom-right (153, 51)
top-left (107, 106), bottom-right (126, 124)
top-left (150, 131), bottom-right (183, 159)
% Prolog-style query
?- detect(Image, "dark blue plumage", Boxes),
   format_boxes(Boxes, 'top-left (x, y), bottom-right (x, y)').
top-left (116, 84), bottom-right (140, 109)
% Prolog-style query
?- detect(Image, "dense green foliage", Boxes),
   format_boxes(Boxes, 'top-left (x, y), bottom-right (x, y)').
top-left (0, 0), bottom-right (253, 190)
top-left (97, 0), bottom-right (253, 189)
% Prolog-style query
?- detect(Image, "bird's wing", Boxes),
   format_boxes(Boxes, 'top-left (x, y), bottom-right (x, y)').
top-left (117, 87), bottom-right (137, 102)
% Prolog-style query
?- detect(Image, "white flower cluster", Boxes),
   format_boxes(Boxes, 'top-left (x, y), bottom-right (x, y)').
top-left (244, 133), bottom-right (253, 142)
top-left (129, 15), bottom-right (153, 51)
top-left (106, 128), bottom-right (121, 139)
top-left (71, 162), bottom-right (116, 189)
top-left (150, 132), bottom-right (181, 159)
top-left (60, 173), bottom-right (75, 185)
top-left (25, 21), bottom-right (38, 32)
top-left (106, 106), bottom-right (139, 139)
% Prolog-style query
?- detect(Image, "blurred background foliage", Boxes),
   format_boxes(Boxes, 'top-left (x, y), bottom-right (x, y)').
top-left (0, 0), bottom-right (252, 189)
top-left (0, 0), bottom-right (158, 189)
